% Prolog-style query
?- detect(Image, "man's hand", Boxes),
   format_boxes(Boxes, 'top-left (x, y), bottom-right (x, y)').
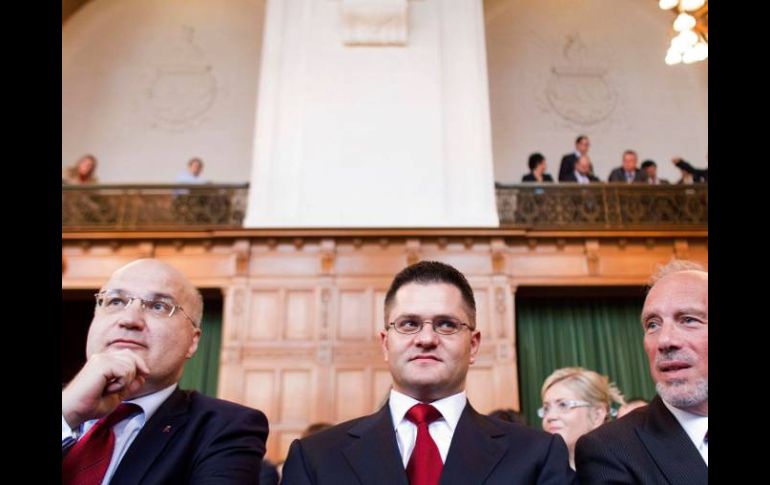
top-left (62, 350), bottom-right (149, 429)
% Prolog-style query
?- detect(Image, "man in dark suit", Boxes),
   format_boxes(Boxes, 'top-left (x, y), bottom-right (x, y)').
top-left (62, 259), bottom-right (268, 484)
top-left (575, 260), bottom-right (708, 484)
top-left (608, 150), bottom-right (646, 183)
top-left (641, 160), bottom-right (669, 185)
top-left (562, 155), bottom-right (600, 183)
top-left (672, 157), bottom-right (708, 183)
top-left (282, 261), bottom-right (574, 485)
top-left (558, 135), bottom-right (591, 182)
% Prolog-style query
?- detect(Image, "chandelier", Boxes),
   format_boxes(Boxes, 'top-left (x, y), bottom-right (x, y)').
top-left (659, 0), bottom-right (708, 65)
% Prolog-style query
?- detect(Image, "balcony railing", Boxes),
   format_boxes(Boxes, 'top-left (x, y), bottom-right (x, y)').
top-left (495, 183), bottom-right (707, 229)
top-left (62, 183), bottom-right (707, 231)
top-left (62, 184), bottom-right (249, 231)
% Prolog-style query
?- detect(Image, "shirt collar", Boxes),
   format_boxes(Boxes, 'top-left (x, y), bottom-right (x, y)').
top-left (389, 388), bottom-right (467, 432)
top-left (662, 398), bottom-right (708, 445)
top-left (125, 384), bottom-right (177, 424)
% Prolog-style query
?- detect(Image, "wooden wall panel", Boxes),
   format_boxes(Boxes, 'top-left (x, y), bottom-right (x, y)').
top-left (373, 368), bottom-right (392, 408)
top-left (373, 290), bottom-right (387, 337)
top-left (244, 370), bottom-right (275, 420)
top-left (280, 370), bottom-right (314, 423)
top-left (334, 369), bottom-right (368, 422)
top-left (472, 288), bottom-right (490, 337)
top-left (248, 291), bottom-right (281, 340)
top-left (465, 366), bottom-right (496, 414)
top-left (338, 290), bottom-right (372, 341)
top-left (285, 290), bottom-right (315, 340)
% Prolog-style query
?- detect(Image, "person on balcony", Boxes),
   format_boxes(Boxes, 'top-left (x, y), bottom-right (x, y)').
top-left (559, 135), bottom-right (594, 182)
top-left (563, 155), bottom-right (600, 184)
top-left (63, 154), bottom-right (99, 185)
top-left (672, 156), bottom-right (708, 184)
top-left (176, 157), bottom-right (208, 184)
top-left (608, 150), bottom-right (646, 183)
top-left (521, 152), bottom-right (554, 183)
top-left (641, 160), bottom-right (669, 185)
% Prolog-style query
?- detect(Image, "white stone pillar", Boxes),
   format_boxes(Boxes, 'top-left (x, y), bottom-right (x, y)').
top-left (245, 0), bottom-right (498, 227)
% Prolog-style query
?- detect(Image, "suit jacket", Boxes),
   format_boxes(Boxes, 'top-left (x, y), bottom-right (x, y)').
top-left (558, 154), bottom-right (578, 182)
top-left (674, 160), bottom-right (708, 183)
top-left (522, 173), bottom-right (554, 182)
top-left (281, 401), bottom-right (575, 485)
top-left (562, 172), bottom-right (600, 183)
top-left (106, 388), bottom-right (268, 485)
top-left (575, 395), bottom-right (707, 485)
top-left (608, 167), bottom-right (646, 183)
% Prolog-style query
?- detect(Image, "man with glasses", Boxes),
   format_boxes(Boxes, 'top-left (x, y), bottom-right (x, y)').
top-left (282, 260), bottom-right (574, 484)
top-left (62, 259), bottom-right (268, 484)
top-left (575, 260), bottom-right (708, 484)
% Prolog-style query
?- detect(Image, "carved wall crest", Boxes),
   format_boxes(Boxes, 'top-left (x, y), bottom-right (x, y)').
top-left (144, 26), bottom-right (217, 131)
top-left (544, 34), bottom-right (616, 126)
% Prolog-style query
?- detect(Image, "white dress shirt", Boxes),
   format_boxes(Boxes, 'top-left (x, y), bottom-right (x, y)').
top-left (61, 384), bottom-right (177, 484)
top-left (662, 400), bottom-right (708, 466)
top-left (388, 389), bottom-right (467, 467)
top-left (574, 170), bottom-right (590, 184)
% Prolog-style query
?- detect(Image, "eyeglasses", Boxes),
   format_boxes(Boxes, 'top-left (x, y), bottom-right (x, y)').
top-left (95, 291), bottom-right (198, 327)
top-left (388, 316), bottom-right (473, 336)
top-left (537, 400), bottom-right (592, 418)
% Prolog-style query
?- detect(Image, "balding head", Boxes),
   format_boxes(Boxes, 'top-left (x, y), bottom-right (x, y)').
top-left (107, 259), bottom-right (203, 327)
top-left (87, 259), bottom-right (203, 394)
top-left (642, 260), bottom-right (708, 415)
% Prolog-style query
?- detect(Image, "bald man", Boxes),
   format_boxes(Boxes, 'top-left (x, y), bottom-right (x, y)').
top-left (575, 260), bottom-right (708, 484)
top-left (62, 259), bottom-right (268, 484)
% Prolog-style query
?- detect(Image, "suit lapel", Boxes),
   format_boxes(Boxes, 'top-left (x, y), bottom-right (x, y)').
top-left (111, 388), bottom-right (191, 485)
top-left (440, 403), bottom-right (508, 485)
top-left (342, 406), bottom-right (409, 485)
top-left (637, 396), bottom-right (708, 485)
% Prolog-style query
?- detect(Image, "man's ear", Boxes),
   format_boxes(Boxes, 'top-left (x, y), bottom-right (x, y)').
top-left (469, 330), bottom-right (481, 364)
top-left (186, 328), bottom-right (201, 359)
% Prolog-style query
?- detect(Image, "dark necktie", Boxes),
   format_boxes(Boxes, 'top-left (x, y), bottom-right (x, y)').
top-left (704, 430), bottom-right (708, 444)
top-left (405, 403), bottom-right (443, 485)
top-left (62, 403), bottom-right (142, 485)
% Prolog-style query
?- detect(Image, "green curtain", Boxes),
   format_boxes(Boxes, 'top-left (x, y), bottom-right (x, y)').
top-left (179, 303), bottom-right (222, 397)
top-left (516, 296), bottom-right (656, 428)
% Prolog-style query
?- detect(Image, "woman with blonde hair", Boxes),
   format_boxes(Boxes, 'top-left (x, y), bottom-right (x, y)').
top-left (539, 367), bottom-right (625, 469)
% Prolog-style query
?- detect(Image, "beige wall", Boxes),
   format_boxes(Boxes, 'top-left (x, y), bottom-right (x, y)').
top-left (485, 0), bottom-right (708, 183)
top-left (62, 0), bottom-right (266, 183)
top-left (63, 0), bottom-right (707, 186)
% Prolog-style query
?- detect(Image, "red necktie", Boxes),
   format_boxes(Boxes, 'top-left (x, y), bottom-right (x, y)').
top-left (62, 403), bottom-right (141, 485)
top-left (405, 403), bottom-right (443, 485)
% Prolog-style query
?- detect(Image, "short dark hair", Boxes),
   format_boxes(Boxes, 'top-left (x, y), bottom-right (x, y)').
top-left (188, 157), bottom-right (203, 166)
top-left (383, 260), bottom-right (476, 328)
top-left (528, 152), bottom-right (545, 171)
top-left (575, 135), bottom-right (588, 145)
top-left (641, 160), bottom-right (656, 170)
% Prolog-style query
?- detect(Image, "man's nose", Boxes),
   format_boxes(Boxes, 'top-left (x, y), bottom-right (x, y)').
top-left (414, 322), bottom-right (439, 345)
top-left (117, 298), bottom-right (147, 329)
